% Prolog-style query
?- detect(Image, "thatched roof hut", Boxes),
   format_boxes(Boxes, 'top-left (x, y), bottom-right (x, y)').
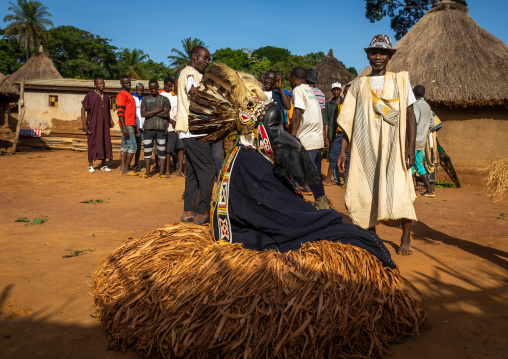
top-left (0, 72), bottom-right (20, 100)
top-left (9, 46), bottom-right (62, 83)
top-left (356, 1), bottom-right (508, 107)
top-left (313, 49), bottom-right (354, 100)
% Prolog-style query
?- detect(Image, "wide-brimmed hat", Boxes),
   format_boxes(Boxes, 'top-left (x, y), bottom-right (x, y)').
top-left (364, 34), bottom-right (396, 54)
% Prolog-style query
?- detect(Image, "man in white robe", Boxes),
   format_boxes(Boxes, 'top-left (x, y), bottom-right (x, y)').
top-left (337, 34), bottom-right (417, 255)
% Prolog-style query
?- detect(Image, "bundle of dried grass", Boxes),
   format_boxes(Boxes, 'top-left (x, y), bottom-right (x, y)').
top-left (484, 158), bottom-right (508, 202)
top-left (93, 224), bottom-right (427, 359)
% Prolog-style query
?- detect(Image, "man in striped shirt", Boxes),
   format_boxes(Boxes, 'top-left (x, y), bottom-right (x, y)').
top-left (306, 69), bottom-right (326, 116)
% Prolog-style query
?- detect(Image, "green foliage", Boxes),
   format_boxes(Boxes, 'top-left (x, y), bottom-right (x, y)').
top-left (3, 0), bottom-right (53, 61)
top-left (117, 48), bottom-right (149, 79)
top-left (168, 37), bottom-right (205, 71)
top-left (41, 25), bottom-right (118, 79)
top-left (140, 59), bottom-right (175, 81)
top-left (0, 29), bottom-right (24, 73)
top-left (24, 216), bottom-right (48, 226)
top-left (364, 0), bottom-right (467, 40)
top-left (251, 46), bottom-right (291, 64)
top-left (80, 199), bottom-right (107, 204)
top-left (62, 248), bottom-right (94, 259)
top-left (435, 180), bottom-right (456, 188)
top-left (15, 217), bottom-right (30, 222)
top-left (212, 48), bottom-right (252, 72)
top-left (347, 67), bottom-right (358, 77)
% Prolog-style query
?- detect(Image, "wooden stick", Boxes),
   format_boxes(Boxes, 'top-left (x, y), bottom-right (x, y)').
top-left (12, 80), bottom-right (25, 154)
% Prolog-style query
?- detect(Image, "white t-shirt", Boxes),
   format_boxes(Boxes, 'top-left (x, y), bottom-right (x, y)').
top-left (133, 95), bottom-right (145, 129)
top-left (369, 76), bottom-right (416, 107)
top-left (179, 75), bottom-right (203, 139)
top-left (264, 91), bottom-right (273, 100)
top-left (160, 90), bottom-right (178, 132)
top-left (292, 84), bottom-right (324, 150)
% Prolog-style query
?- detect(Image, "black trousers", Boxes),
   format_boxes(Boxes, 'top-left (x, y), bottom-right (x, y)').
top-left (183, 137), bottom-right (216, 215)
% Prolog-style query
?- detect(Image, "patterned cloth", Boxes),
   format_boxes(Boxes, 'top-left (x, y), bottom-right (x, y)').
top-left (338, 72), bottom-right (417, 228)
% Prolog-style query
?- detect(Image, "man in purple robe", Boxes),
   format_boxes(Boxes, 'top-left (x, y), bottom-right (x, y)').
top-left (81, 77), bottom-right (114, 172)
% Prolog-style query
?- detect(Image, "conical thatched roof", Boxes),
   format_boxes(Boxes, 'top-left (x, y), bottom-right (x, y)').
top-left (314, 49), bottom-right (354, 100)
top-left (0, 72), bottom-right (20, 100)
top-left (9, 46), bottom-right (62, 83)
top-left (356, 1), bottom-right (508, 107)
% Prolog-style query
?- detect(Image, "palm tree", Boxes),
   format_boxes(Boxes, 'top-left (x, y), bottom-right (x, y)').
top-left (168, 37), bottom-right (205, 71)
top-left (3, 0), bottom-right (53, 62)
top-left (118, 48), bottom-right (149, 80)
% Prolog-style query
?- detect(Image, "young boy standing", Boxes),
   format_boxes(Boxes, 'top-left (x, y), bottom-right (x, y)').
top-left (140, 79), bottom-right (170, 178)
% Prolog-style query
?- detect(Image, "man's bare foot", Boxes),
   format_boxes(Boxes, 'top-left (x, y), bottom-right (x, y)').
top-left (398, 243), bottom-right (413, 255)
top-left (398, 232), bottom-right (413, 256)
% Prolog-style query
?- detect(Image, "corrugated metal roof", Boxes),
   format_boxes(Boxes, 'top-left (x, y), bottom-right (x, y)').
top-left (20, 78), bottom-right (163, 90)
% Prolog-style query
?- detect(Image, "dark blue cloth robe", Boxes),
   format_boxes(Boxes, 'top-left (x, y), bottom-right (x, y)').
top-left (212, 147), bottom-right (395, 268)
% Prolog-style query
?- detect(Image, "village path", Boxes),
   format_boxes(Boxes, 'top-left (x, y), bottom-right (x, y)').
top-left (0, 149), bottom-right (507, 359)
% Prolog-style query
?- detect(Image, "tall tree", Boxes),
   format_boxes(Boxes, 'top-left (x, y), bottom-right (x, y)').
top-left (0, 28), bottom-right (25, 74)
top-left (168, 37), bottom-right (205, 71)
top-left (117, 48), bottom-right (149, 80)
top-left (41, 25), bottom-right (118, 79)
top-left (140, 59), bottom-right (176, 81)
top-left (3, 0), bottom-right (53, 62)
top-left (251, 46), bottom-right (291, 64)
top-left (365, 0), bottom-right (467, 40)
top-left (211, 48), bottom-right (252, 72)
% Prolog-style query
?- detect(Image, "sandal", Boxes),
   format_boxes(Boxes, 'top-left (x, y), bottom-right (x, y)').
top-left (181, 213), bottom-right (197, 222)
top-left (174, 171), bottom-right (185, 177)
top-left (159, 174), bottom-right (169, 179)
top-left (122, 170), bottom-right (138, 176)
top-left (194, 216), bottom-right (210, 225)
top-left (140, 174), bottom-right (150, 179)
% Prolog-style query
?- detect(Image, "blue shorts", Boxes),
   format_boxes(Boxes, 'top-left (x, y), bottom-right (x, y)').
top-left (120, 126), bottom-right (137, 154)
top-left (412, 149), bottom-right (427, 176)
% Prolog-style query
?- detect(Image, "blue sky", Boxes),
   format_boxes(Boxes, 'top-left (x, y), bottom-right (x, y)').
top-left (2, 0), bottom-right (507, 73)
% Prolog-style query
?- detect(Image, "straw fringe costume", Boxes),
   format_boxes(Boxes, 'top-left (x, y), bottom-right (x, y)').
top-left (338, 72), bottom-right (417, 229)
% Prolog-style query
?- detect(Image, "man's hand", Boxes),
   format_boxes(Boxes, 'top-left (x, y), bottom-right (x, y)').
top-left (109, 120), bottom-right (114, 129)
top-left (276, 75), bottom-right (282, 89)
top-left (405, 149), bottom-right (415, 170)
top-left (82, 123), bottom-right (88, 133)
top-left (136, 129), bottom-right (141, 137)
top-left (122, 127), bottom-right (130, 140)
top-left (337, 151), bottom-right (347, 173)
top-left (325, 137), bottom-right (330, 147)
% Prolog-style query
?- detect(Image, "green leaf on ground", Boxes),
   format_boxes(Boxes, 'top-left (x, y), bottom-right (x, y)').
top-left (80, 199), bottom-right (107, 204)
top-left (426, 202), bottom-right (432, 204)
top-left (434, 180), bottom-right (456, 188)
top-left (92, 234), bottom-right (95, 237)
top-left (25, 217), bottom-right (48, 226)
top-left (15, 217), bottom-right (30, 222)
top-left (62, 249), bottom-right (95, 259)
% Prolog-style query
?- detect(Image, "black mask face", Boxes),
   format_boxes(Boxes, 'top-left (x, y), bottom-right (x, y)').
top-left (260, 106), bottom-right (318, 186)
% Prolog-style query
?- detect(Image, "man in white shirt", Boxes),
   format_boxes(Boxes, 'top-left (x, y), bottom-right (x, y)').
top-left (160, 76), bottom-right (181, 177)
top-left (133, 83), bottom-right (145, 171)
top-left (289, 66), bottom-right (328, 206)
top-left (337, 34), bottom-right (418, 256)
top-left (175, 46), bottom-right (213, 225)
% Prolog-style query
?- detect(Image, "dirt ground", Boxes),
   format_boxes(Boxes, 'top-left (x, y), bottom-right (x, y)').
top-left (1, 149), bottom-right (507, 359)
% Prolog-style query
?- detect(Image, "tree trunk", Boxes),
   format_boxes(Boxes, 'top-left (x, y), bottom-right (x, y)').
top-left (12, 80), bottom-right (25, 154)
